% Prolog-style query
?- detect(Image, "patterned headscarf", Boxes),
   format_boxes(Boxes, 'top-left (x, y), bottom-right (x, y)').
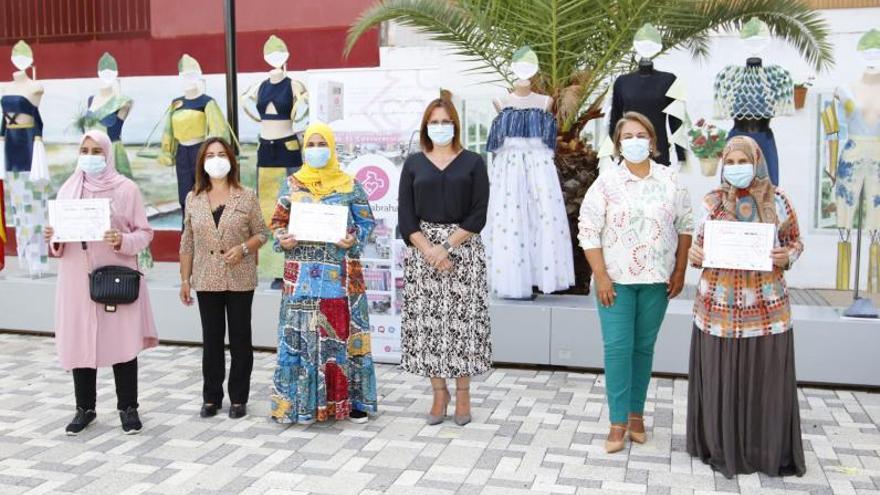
top-left (293, 122), bottom-right (354, 198)
top-left (57, 130), bottom-right (128, 200)
top-left (717, 135), bottom-right (777, 224)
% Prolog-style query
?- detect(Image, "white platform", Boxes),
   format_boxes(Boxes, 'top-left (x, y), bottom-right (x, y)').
top-left (2, 261), bottom-right (878, 387)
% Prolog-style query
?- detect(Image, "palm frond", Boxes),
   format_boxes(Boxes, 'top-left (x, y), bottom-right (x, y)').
top-left (346, 0), bottom-right (834, 132)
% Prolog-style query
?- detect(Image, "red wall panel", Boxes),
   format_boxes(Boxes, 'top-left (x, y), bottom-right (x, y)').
top-left (2, 27), bottom-right (379, 78)
top-left (150, 0), bottom-right (372, 38)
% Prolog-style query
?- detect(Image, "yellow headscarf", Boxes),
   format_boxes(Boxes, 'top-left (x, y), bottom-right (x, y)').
top-left (293, 122), bottom-right (354, 198)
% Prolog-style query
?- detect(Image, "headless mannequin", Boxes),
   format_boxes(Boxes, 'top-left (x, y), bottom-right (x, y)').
top-left (734, 58), bottom-right (772, 134)
top-left (244, 63), bottom-right (305, 290)
top-left (2, 69), bottom-right (47, 277)
top-left (493, 79), bottom-right (554, 113)
top-left (832, 69), bottom-right (880, 291)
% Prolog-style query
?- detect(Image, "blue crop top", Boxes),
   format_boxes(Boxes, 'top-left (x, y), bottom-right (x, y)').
top-left (1, 94), bottom-right (43, 137)
top-left (257, 77), bottom-right (294, 121)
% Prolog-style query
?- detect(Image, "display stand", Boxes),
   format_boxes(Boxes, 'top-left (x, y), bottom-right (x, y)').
top-left (843, 185), bottom-right (879, 318)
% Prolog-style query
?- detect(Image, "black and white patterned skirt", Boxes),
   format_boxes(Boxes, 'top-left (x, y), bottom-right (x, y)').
top-left (400, 222), bottom-right (492, 378)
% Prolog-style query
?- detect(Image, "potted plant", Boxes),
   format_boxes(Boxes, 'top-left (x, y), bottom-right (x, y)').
top-left (689, 119), bottom-right (727, 176)
top-left (794, 77), bottom-right (814, 110)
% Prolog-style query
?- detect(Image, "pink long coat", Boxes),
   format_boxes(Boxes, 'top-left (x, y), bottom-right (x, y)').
top-left (51, 179), bottom-right (159, 370)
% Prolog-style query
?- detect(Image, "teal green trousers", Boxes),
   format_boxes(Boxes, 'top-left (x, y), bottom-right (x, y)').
top-left (596, 283), bottom-right (669, 424)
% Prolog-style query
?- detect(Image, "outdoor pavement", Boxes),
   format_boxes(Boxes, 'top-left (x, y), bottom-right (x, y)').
top-left (0, 332), bottom-right (878, 495)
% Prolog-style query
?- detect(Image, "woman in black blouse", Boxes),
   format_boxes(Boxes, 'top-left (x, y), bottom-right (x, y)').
top-left (398, 90), bottom-right (492, 426)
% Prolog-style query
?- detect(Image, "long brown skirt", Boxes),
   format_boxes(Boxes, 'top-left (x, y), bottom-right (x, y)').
top-left (686, 325), bottom-right (806, 479)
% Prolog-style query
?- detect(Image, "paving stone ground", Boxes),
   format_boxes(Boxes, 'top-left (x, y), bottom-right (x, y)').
top-left (0, 333), bottom-right (878, 495)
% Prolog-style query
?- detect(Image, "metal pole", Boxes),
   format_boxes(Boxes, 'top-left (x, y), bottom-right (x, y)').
top-left (223, 0), bottom-right (239, 154)
top-left (854, 185), bottom-right (864, 301)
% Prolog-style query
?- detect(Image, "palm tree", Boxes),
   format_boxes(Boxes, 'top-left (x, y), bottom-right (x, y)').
top-left (345, 0), bottom-right (833, 293)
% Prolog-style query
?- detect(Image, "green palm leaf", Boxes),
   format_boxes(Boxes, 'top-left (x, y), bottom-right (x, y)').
top-left (345, 0), bottom-right (834, 134)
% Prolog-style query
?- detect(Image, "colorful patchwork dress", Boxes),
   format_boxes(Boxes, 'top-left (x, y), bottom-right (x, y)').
top-left (269, 177), bottom-right (377, 423)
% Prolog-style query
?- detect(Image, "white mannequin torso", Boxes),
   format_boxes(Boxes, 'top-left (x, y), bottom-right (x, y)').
top-left (850, 72), bottom-right (880, 130)
top-left (1, 71), bottom-right (44, 128)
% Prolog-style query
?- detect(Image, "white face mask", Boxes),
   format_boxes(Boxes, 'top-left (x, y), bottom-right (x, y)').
top-left (427, 124), bottom-right (455, 146)
top-left (204, 156), bottom-right (231, 179)
top-left (634, 40), bottom-right (662, 59)
top-left (264, 51), bottom-right (289, 69)
top-left (78, 154), bottom-right (107, 175)
top-left (620, 137), bottom-right (651, 164)
top-left (98, 70), bottom-right (118, 87)
top-left (11, 56), bottom-right (32, 71)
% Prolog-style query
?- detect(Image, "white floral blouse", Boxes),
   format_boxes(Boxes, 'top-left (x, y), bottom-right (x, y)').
top-left (577, 161), bottom-right (694, 285)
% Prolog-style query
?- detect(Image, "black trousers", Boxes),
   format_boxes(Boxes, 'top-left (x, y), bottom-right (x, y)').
top-left (196, 290), bottom-right (255, 405)
top-left (72, 358), bottom-right (138, 411)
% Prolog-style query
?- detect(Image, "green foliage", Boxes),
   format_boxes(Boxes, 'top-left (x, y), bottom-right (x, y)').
top-left (345, 0), bottom-right (834, 136)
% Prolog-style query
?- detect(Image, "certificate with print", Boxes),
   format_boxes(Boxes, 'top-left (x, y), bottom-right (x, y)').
top-left (703, 220), bottom-right (776, 272)
top-left (47, 199), bottom-right (111, 243)
top-left (289, 202), bottom-right (349, 243)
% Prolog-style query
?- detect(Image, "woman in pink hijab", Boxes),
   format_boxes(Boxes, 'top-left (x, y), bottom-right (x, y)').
top-left (43, 130), bottom-right (158, 436)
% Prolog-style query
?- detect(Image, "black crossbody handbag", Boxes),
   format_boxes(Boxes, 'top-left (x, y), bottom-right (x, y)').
top-left (89, 265), bottom-right (142, 313)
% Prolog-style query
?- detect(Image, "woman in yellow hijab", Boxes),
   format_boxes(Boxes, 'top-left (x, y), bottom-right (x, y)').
top-left (268, 122), bottom-right (378, 425)
top-left (292, 122), bottom-right (353, 197)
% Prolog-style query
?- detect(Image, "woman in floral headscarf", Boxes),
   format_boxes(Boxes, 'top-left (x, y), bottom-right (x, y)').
top-left (686, 135), bottom-right (805, 478)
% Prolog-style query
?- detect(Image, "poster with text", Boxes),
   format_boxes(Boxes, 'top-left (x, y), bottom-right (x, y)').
top-left (312, 67), bottom-right (440, 363)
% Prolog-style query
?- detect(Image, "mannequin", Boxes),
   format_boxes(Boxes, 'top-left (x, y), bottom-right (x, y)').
top-left (1, 40), bottom-right (49, 277)
top-left (609, 25), bottom-right (684, 166)
top-left (241, 35), bottom-right (309, 288)
top-left (159, 54), bottom-right (230, 221)
top-left (825, 29), bottom-right (880, 291)
top-left (714, 18), bottom-right (794, 186)
top-left (484, 46), bottom-right (574, 299)
top-left (80, 53), bottom-right (134, 178)
top-left (79, 52), bottom-right (152, 269)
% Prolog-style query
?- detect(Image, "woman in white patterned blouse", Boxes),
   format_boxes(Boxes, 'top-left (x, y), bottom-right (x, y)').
top-left (577, 111), bottom-right (693, 453)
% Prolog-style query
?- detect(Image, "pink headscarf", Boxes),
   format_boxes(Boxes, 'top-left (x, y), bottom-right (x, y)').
top-left (57, 130), bottom-right (129, 200)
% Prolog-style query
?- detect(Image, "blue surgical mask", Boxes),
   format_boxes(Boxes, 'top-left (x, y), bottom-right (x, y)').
top-left (78, 154), bottom-right (107, 175)
top-left (427, 124), bottom-right (455, 146)
top-left (304, 146), bottom-right (331, 169)
top-left (620, 137), bottom-right (651, 163)
top-left (723, 163), bottom-right (756, 189)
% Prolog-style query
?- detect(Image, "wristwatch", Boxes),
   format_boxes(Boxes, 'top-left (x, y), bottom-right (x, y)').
top-left (441, 239), bottom-right (453, 252)
top-left (241, 243), bottom-right (250, 257)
